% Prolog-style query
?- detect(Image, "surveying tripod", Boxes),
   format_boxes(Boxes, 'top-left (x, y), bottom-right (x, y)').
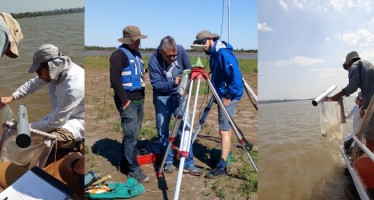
top-left (156, 65), bottom-right (258, 200)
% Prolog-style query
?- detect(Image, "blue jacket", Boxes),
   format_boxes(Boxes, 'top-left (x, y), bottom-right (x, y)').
top-left (148, 45), bottom-right (191, 95)
top-left (207, 41), bottom-right (243, 100)
top-left (118, 47), bottom-right (145, 91)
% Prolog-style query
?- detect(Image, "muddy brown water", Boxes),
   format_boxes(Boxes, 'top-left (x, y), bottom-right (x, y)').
top-left (0, 13), bottom-right (84, 123)
top-left (258, 98), bottom-right (356, 200)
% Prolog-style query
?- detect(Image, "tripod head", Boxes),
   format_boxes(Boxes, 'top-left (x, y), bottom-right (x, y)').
top-left (192, 57), bottom-right (204, 68)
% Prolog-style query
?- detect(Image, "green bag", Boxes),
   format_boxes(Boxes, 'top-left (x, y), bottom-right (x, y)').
top-left (89, 178), bottom-right (144, 199)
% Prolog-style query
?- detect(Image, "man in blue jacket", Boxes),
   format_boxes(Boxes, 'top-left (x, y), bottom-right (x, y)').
top-left (193, 30), bottom-right (243, 178)
top-left (148, 36), bottom-right (202, 176)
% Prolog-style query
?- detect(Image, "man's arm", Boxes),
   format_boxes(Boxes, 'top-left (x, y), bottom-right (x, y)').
top-left (148, 56), bottom-right (176, 93)
top-left (31, 86), bottom-right (84, 132)
top-left (0, 77), bottom-right (46, 107)
top-left (110, 50), bottom-right (130, 108)
top-left (222, 54), bottom-right (242, 100)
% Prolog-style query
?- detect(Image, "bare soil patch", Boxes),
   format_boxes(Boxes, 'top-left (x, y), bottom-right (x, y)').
top-left (85, 65), bottom-right (257, 199)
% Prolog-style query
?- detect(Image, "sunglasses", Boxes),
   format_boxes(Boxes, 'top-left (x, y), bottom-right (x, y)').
top-left (200, 39), bottom-right (207, 45)
top-left (165, 53), bottom-right (178, 59)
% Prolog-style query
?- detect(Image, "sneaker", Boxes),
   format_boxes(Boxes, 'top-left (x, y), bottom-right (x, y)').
top-left (164, 163), bottom-right (173, 173)
top-left (128, 171), bottom-right (150, 183)
top-left (183, 165), bottom-right (203, 176)
top-left (206, 166), bottom-right (227, 179)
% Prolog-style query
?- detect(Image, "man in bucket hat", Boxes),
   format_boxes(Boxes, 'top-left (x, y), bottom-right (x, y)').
top-left (193, 30), bottom-right (244, 178)
top-left (0, 12), bottom-right (23, 58)
top-left (330, 51), bottom-right (374, 152)
top-left (110, 25), bottom-right (149, 183)
top-left (0, 44), bottom-right (84, 149)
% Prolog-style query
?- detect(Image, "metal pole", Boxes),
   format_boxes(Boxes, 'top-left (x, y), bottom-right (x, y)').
top-left (207, 79), bottom-right (258, 172)
top-left (228, 0), bottom-right (230, 43)
top-left (174, 79), bottom-right (196, 200)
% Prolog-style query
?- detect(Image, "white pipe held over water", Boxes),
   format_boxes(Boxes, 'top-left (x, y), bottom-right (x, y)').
top-left (312, 85), bottom-right (337, 106)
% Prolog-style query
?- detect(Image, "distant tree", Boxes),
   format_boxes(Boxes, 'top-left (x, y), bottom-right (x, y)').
top-left (11, 7), bottom-right (84, 19)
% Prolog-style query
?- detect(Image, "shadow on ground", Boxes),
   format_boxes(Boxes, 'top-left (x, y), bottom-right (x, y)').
top-left (91, 138), bottom-right (122, 168)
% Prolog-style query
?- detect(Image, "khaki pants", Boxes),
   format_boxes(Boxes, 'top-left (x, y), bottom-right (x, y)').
top-left (49, 128), bottom-right (76, 149)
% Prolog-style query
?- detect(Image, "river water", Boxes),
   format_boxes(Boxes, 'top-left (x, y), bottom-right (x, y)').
top-left (0, 13), bottom-right (83, 123)
top-left (258, 97), bottom-right (356, 200)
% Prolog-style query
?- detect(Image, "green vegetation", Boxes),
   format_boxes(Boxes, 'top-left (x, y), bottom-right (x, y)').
top-left (85, 46), bottom-right (257, 53)
top-left (11, 8), bottom-right (84, 19)
top-left (84, 56), bottom-right (110, 69)
top-left (84, 55), bottom-right (257, 74)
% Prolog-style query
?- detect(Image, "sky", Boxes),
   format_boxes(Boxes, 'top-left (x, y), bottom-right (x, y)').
top-left (1, 0), bottom-right (84, 13)
top-left (85, 0), bottom-right (257, 50)
top-left (259, 0), bottom-right (374, 100)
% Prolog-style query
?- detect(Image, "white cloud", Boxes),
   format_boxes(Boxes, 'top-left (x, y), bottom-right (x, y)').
top-left (330, 0), bottom-right (371, 12)
top-left (291, 56), bottom-right (324, 65)
top-left (325, 37), bottom-right (331, 42)
top-left (311, 68), bottom-right (347, 86)
top-left (258, 22), bottom-right (273, 32)
top-left (359, 50), bottom-right (374, 60)
top-left (262, 56), bottom-right (324, 67)
top-left (292, 0), bottom-right (304, 9)
top-left (279, 0), bottom-right (288, 11)
top-left (335, 28), bottom-right (374, 46)
top-left (330, 0), bottom-right (344, 11)
top-left (277, 0), bottom-right (372, 12)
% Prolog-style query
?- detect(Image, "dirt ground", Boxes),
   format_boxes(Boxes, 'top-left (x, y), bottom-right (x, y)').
top-left (84, 64), bottom-right (258, 199)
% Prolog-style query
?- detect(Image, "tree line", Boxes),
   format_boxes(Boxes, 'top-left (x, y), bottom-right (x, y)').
top-left (10, 7), bottom-right (84, 19)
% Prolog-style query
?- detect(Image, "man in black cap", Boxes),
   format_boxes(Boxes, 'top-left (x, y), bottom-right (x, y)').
top-left (110, 25), bottom-right (149, 182)
top-left (330, 51), bottom-right (374, 152)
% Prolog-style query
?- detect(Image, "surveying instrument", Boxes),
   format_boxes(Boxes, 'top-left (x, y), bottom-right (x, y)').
top-left (156, 52), bottom-right (258, 199)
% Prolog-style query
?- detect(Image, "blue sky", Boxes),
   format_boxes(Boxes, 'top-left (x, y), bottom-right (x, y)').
top-left (1, 0), bottom-right (84, 13)
top-left (259, 0), bottom-right (374, 100)
top-left (85, 0), bottom-right (257, 50)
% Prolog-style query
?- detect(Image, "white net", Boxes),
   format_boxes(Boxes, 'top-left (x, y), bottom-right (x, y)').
top-left (320, 100), bottom-right (344, 139)
top-left (0, 106), bottom-right (54, 168)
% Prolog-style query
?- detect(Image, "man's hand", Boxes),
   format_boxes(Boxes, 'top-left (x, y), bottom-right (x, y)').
top-left (122, 100), bottom-right (131, 110)
top-left (331, 92), bottom-right (343, 101)
top-left (0, 96), bottom-right (14, 107)
top-left (175, 76), bottom-right (181, 85)
top-left (360, 108), bottom-right (365, 119)
top-left (223, 97), bottom-right (231, 107)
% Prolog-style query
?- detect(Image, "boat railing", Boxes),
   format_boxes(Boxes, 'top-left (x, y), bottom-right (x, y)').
top-left (341, 95), bottom-right (374, 200)
top-left (350, 95), bottom-right (374, 162)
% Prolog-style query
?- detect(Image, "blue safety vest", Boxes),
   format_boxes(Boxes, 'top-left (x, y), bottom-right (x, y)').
top-left (118, 47), bottom-right (145, 91)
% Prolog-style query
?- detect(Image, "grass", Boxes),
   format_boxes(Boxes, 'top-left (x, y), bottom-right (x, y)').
top-left (83, 54), bottom-right (257, 77)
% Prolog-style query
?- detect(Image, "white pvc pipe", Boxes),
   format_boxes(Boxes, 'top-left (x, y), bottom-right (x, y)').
top-left (5, 121), bottom-right (56, 139)
top-left (16, 105), bottom-right (31, 148)
top-left (312, 85), bottom-right (337, 106)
